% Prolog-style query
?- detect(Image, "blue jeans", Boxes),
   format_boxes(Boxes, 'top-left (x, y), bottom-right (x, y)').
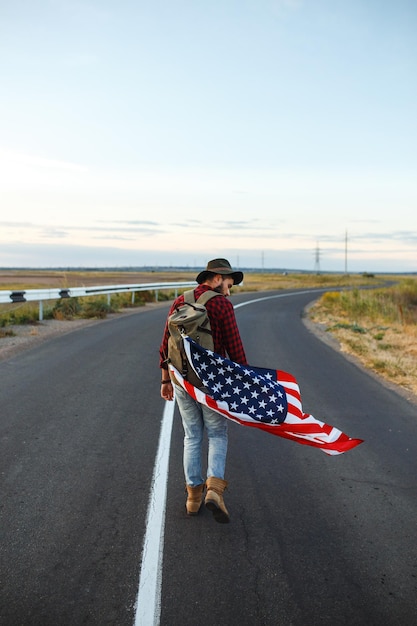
top-left (174, 385), bottom-right (228, 487)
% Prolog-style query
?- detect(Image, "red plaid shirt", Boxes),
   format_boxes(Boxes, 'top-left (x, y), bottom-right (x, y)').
top-left (159, 284), bottom-right (247, 370)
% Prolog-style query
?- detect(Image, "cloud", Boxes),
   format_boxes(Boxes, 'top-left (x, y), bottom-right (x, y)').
top-left (2, 218), bottom-right (416, 254)
top-left (349, 231), bottom-right (417, 244)
top-left (65, 219), bottom-right (165, 236)
top-left (0, 220), bottom-right (38, 229)
top-left (41, 228), bottom-right (69, 239)
top-left (98, 219), bottom-right (160, 226)
top-left (1, 213), bottom-right (415, 273)
top-left (217, 220), bottom-right (262, 228)
top-left (0, 242), bottom-right (199, 269)
top-left (170, 221), bottom-right (204, 228)
top-left (85, 225), bottom-right (164, 236)
top-left (0, 240), bottom-right (415, 273)
top-left (92, 235), bottom-right (137, 241)
top-left (0, 220), bottom-right (165, 239)
top-left (0, 150), bottom-right (88, 173)
top-left (169, 218), bottom-right (269, 233)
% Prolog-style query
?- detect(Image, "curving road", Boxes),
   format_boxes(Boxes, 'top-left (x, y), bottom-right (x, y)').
top-left (1, 290), bottom-right (416, 626)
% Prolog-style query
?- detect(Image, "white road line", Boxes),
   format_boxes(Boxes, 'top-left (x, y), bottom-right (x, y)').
top-left (233, 288), bottom-right (324, 309)
top-left (134, 399), bottom-right (175, 626)
top-left (134, 288), bottom-right (322, 625)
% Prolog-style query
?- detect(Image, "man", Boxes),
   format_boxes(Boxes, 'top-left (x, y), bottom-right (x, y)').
top-left (159, 258), bottom-right (247, 523)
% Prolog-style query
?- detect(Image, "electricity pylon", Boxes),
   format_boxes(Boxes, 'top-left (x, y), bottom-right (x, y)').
top-left (314, 243), bottom-right (321, 274)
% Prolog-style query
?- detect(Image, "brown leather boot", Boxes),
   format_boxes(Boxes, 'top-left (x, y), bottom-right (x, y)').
top-left (205, 477), bottom-right (230, 523)
top-left (185, 484), bottom-right (205, 516)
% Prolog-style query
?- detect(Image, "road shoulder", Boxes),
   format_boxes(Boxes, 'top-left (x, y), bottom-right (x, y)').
top-left (0, 302), bottom-right (169, 362)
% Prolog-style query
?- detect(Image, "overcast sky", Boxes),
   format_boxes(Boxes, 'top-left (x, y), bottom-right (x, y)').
top-left (0, 0), bottom-right (416, 272)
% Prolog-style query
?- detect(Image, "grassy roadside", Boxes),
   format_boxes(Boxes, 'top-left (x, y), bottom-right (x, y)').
top-left (308, 278), bottom-right (417, 397)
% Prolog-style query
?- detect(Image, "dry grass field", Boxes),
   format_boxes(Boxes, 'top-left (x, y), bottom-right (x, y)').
top-left (0, 268), bottom-right (383, 291)
top-left (0, 269), bottom-right (196, 290)
top-left (309, 281), bottom-right (417, 398)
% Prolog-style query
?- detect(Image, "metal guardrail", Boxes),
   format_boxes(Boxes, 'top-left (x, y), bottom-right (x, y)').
top-left (0, 281), bottom-right (196, 320)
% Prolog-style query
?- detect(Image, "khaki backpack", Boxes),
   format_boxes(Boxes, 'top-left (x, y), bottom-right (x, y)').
top-left (167, 289), bottom-right (221, 388)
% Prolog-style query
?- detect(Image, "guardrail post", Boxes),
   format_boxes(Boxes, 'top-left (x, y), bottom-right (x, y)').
top-left (39, 301), bottom-right (43, 321)
top-left (131, 292), bottom-right (135, 304)
top-left (107, 294), bottom-right (111, 306)
top-left (155, 290), bottom-right (158, 302)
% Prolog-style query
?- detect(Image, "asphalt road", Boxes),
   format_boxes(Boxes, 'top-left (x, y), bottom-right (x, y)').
top-left (1, 290), bottom-right (416, 626)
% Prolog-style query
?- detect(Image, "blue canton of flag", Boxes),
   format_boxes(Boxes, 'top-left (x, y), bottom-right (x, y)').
top-left (185, 337), bottom-right (287, 424)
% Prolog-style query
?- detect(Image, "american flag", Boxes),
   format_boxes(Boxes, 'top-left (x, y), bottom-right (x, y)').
top-left (169, 337), bottom-right (363, 456)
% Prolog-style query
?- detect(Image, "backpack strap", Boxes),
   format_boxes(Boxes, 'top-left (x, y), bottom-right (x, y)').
top-left (195, 290), bottom-right (222, 306)
top-left (182, 289), bottom-right (222, 307)
top-left (183, 289), bottom-right (196, 305)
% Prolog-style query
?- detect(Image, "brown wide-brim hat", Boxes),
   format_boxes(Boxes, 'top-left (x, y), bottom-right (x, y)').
top-left (196, 258), bottom-right (244, 285)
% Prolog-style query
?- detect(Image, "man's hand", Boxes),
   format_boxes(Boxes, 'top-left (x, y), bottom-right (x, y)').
top-left (161, 380), bottom-right (174, 401)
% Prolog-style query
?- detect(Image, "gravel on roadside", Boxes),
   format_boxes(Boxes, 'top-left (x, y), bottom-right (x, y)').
top-left (0, 303), bottom-right (168, 362)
